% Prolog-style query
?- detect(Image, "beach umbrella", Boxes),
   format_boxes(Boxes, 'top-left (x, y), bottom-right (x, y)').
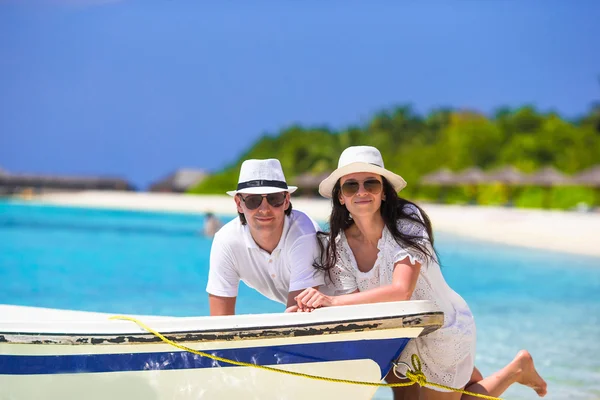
top-left (454, 167), bottom-right (486, 185)
top-left (573, 165), bottom-right (600, 187)
top-left (526, 166), bottom-right (572, 209)
top-left (421, 168), bottom-right (456, 203)
top-left (485, 166), bottom-right (528, 206)
top-left (574, 165), bottom-right (600, 208)
top-left (526, 166), bottom-right (571, 187)
top-left (454, 167), bottom-right (486, 204)
top-left (486, 166), bottom-right (527, 185)
top-left (421, 168), bottom-right (456, 186)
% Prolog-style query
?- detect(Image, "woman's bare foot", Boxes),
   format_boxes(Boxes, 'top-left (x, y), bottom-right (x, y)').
top-left (513, 350), bottom-right (547, 397)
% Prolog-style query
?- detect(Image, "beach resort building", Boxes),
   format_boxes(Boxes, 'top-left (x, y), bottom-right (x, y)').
top-left (0, 170), bottom-right (135, 195)
top-left (148, 168), bottom-right (208, 193)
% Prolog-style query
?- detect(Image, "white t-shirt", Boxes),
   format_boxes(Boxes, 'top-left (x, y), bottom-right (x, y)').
top-left (206, 210), bottom-right (324, 305)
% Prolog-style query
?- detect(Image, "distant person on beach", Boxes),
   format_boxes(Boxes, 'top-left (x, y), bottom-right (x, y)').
top-left (202, 212), bottom-right (222, 237)
top-left (293, 146), bottom-right (547, 399)
top-left (206, 158), bottom-right (323, 315)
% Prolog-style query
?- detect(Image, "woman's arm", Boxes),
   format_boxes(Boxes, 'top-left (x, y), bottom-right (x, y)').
top-left (295, 256), bottom-right (421, 309)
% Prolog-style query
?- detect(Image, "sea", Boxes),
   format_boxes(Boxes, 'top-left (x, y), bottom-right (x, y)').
top-left (1, 200), bottom-right (599, 399)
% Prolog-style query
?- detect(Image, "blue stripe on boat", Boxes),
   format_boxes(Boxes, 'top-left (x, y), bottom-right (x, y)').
top-left (0, 338), bottom-right (409, 378)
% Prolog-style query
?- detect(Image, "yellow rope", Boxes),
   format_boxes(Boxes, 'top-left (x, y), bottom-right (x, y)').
top-left (110, 315), bottom-right (502, 399)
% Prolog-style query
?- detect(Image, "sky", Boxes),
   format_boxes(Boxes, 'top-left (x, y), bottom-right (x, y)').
top-left (1, 0), bottom-right (599, 189)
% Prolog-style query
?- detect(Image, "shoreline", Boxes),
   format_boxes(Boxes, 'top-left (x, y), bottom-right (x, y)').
top-left (7, 190), bottom-right (600, 258)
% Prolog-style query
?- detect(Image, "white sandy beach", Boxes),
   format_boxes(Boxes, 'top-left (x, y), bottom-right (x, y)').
top-left (18, 190), bottom-right (600, 258)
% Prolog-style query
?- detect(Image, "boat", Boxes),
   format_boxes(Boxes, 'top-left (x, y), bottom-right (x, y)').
top-left (0, 300), bottom-right (443, 399)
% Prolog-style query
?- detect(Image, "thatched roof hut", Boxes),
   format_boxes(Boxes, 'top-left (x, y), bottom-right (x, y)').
top-left (421, 168), bottom-right (456, 185)
top-left (149, 169), bottom-right (208, 193)
top-left (486, 166), bottom-right (527, 185)
top-left (573, 165), bottom-right (600, 187)
top-left (526, 166), bottom-right (571, 187)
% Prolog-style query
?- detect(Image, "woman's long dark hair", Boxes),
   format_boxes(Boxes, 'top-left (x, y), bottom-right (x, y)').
top-left (313, 176), bottom-right (438, 279)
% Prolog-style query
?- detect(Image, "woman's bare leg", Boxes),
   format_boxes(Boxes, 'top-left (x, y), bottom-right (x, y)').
top-left (465, 366), bottom-right (483, 387)
top-left (416, 350), bottom-right (547, 399)
top-left (462, 350), bottom-right (547, 399)
top-left (420, 388), bottom-right (462, 400)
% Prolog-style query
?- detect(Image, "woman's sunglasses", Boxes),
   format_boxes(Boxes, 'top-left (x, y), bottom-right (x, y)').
top-left (239, 192), bottom-right (286, 210)
top-left (341, 179), bottom-right (383, 197)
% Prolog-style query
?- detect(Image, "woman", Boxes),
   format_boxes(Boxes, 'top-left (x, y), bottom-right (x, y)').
top-left (294, 146), bottom-right (547, 399)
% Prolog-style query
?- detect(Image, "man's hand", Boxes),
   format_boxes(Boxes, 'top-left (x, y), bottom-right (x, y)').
top-left (287, 287), bottom-right (323, 312)
top-left (295, 287), bottom-right (334, 311)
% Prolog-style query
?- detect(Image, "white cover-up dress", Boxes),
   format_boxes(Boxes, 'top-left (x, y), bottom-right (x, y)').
top-left (324, 204), bottom-right (476, 391)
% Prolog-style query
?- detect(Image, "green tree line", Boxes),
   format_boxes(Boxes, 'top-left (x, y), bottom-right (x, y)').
top-left (189, 104), bottom-right (600, 209)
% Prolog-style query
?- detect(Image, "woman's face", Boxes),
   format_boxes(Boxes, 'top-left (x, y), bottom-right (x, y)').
top-left (338, 172), bottom-right (384, 217)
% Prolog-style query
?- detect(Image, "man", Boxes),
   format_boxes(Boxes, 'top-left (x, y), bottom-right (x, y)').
top-left (202, 212), bottom-right (222, 237)
top-left (206, 158), bottom-right (324, 315)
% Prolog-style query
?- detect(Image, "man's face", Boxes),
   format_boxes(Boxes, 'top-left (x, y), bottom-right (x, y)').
top-left (235, 191), bottom-right (290, 234)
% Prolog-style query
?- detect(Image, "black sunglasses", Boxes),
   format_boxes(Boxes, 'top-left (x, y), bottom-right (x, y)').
top-left (341, 179), bottom-right (383, 197)
top-left (239, 192), bottom-right (286, 210)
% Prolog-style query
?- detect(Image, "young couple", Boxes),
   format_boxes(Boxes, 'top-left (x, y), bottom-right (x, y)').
top-left (206, 146), bottom-right (547, 399)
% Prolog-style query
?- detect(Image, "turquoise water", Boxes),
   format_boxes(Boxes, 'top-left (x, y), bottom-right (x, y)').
top-left (1, 201), bottom-right (599, 399)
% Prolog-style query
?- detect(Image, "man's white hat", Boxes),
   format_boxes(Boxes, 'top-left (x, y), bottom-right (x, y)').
top-left (226, 159), bottom-right (298, 196)
top-left (318, 146), bottom-right (407, 198)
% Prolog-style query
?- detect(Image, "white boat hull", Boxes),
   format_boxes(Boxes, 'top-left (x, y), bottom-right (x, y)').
top-left (0, 301), bottom-right (443, 399)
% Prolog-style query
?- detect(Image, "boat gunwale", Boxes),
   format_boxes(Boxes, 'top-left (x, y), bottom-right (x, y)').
top-left (0, 311), bottom-right (443, 345)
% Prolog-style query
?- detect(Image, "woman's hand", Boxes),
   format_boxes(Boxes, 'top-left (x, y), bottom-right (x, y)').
top-left (295, 288), bottom-right (335, 311)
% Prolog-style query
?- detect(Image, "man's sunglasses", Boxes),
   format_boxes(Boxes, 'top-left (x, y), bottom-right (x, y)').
top-left (341, 179), bottom-right (383, 197)
top-left (239, 192), bottom-right (287, 210)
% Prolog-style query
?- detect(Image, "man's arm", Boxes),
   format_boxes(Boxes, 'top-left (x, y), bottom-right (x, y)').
top-left (209, 294), bottom-right (237, 316)
top-left (206, 236), bottom-right (240, 316)
top-left (287, 234), bottom-right (325, 288)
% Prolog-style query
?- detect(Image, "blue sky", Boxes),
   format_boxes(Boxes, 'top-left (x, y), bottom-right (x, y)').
top-left (1, 0), bottom-right (599, 189)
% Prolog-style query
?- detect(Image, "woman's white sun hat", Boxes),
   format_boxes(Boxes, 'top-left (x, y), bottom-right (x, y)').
top-left (318, 146), bottom-right (407, 198)
top-left (226, 159), bottom-right (298, 196)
